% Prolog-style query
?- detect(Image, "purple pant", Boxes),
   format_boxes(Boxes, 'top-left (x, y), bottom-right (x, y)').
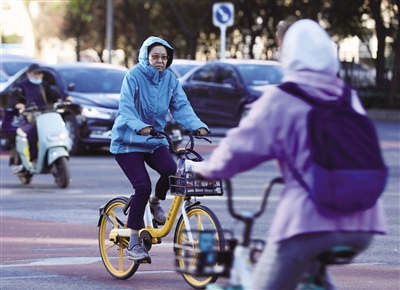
top-left (115, 146), bottom-right (177, 230)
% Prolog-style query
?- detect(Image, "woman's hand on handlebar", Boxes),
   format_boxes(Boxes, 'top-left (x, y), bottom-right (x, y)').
top-left (15, 103), bottom-right (25, 111)
top-left (196, 127), bottom-right (209, 136)
top-left (139, 126), bottom-right (153, 136)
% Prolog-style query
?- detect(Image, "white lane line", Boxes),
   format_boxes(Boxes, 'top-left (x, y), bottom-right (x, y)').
top-left (1, 275), bottom-right (61, 279)
top-left (0, 271), bottom-right (177, 280)
top-left (1, 257), bottom-right (101, 267)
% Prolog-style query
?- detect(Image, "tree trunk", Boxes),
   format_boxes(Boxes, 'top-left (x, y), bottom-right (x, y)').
top-left (76, 36), bottom-right (80, 62)
top-left (389, 0), bottom-right (400, 98)
top-left (22, 1), bottom-right (40, 57)
top-left (370, 0), bottom-right (387, 90)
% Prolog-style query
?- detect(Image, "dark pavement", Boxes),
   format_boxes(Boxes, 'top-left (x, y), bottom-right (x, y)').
top-left (1, 216), bottom-right (399, 290)
top-left (1, 113), bottom-right (399, 289)
top-left (1, 216), bottom-right (198, 290)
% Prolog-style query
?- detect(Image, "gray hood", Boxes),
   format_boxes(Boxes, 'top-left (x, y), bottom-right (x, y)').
top-left (281, 19), bottom-right (339, 77)
top-left (138, 36), bottom-right (174, 69)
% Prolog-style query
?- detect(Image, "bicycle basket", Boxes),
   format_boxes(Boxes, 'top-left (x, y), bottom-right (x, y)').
top-left (169, 171), bottom-right (223, 196)
top-left (174, 230), bottom-right (234, 277)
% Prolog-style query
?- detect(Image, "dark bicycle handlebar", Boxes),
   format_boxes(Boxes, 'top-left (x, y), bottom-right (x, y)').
top-left (224, 177), bottom-right (283, 247)
top-left (22, 100), bottom-right (71, 114)
top-left (148, 129), bottom-right (211, 157)
top-left (225, 177), bottom-right (283, 221)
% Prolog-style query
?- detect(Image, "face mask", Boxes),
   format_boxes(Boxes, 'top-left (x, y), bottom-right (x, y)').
top-left (29, 78), bottom-right (42, 85)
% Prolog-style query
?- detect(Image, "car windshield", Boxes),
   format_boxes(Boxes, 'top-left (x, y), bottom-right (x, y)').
top-left (237, 64), bottom-right (283, 86)
top-left (1, 62), bottom-right (33, 76)
top-left (0, 72), bottom-right (8, 82)
top-left (58, 67), bottom-right (127, 93)
top-left (173, 64), bottom-right (198, 76)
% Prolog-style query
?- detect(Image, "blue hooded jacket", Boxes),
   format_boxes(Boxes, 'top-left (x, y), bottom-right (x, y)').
top-left (110, 36), bottom-right (208, 154)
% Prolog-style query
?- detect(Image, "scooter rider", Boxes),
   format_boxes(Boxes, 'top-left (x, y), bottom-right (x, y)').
top-left (8, 63), bottom-right (73, 167)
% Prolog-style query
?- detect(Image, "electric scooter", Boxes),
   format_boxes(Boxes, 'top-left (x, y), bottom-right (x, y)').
top-left (10, 103), bottom-right (71, 188)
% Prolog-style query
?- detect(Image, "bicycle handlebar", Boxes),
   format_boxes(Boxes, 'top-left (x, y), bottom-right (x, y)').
top-left (225, 177), bottom-right (283, 221)
top-left (148, 129), bottom-right (211, 157)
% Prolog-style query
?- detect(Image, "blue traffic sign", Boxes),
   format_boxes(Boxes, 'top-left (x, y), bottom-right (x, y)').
top-left (213, 3), bottom-right (234, 27)
top-left (216, 6), bottom-right (231, 24)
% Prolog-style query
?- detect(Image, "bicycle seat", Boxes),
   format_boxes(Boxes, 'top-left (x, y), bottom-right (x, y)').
top-left (316, 245), bottom-right (359, 265)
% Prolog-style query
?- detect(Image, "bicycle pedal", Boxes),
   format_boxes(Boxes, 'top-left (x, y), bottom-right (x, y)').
top-left (138, 257), bottom-right (152, 264)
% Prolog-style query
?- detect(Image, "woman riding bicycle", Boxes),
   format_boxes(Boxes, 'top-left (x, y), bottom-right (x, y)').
top-left (110, 36), bottom-right (209, 262)
top-left (194, 19), bottom-right (387, 289)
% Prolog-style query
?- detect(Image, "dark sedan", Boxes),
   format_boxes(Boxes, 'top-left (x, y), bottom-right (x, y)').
top-left (0, 62), bottom-right (128, 155)
top-left (179, 59), bottom-right (283, 128)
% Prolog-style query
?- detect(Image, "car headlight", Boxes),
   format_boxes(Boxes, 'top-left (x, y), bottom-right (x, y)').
top-left (81, 106), bottom-right (117, 120)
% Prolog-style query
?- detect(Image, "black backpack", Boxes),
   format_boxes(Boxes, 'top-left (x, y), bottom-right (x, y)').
top-left (279, 82), bottom-right (388, 213)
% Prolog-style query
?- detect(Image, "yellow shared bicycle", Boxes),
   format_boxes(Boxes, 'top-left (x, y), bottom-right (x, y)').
top-left (98, 130), bottom-right (225, 289)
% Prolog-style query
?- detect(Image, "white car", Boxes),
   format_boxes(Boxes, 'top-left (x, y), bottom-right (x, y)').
top-left (168, 59), bottom-right (205, 78)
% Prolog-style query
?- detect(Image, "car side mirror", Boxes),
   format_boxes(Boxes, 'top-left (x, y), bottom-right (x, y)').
top-left (67, 83), bottom-right (75, 92)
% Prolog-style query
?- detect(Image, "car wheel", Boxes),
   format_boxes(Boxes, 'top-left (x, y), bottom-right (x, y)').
top-left (64, 114), bottom-right (83, 155)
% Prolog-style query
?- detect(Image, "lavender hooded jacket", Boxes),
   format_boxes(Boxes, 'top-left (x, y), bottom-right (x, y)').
top-left (110, 36), bottom-right (208, 154)
top-left (196, 20), bottom-right (387, 243)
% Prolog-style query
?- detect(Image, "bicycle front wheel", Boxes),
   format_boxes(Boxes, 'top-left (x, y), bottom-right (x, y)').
top-left (174, 205), bottom-right (225, 289)
top-left (98, 197), bottom-right (139, 279)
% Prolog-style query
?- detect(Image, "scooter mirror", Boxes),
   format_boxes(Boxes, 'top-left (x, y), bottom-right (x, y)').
top-left (67, 83), bottom-right (75, 92)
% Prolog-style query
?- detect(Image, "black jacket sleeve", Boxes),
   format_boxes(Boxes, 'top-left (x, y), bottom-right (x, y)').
top-left (7, 85), bottom-right (26, 108)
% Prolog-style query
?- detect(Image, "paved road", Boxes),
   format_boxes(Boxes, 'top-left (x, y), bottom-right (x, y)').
top-left (1, 120), bottom-right (399, 290)
top-left (1, 216), bottom-right (399, 290)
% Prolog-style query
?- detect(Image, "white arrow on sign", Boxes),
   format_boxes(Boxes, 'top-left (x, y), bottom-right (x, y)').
top-left (218, 7), bottom-right (230, 22)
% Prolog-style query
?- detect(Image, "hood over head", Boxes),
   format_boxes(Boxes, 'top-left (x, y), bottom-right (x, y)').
top-left (138, 36), bottom-right (174, 69)
top-left (27, 63), bottom-right (43, 74)
top-left (281, 19), bottom-right (339, 77)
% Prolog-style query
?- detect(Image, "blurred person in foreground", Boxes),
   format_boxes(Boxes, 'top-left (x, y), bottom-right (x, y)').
top-left (110, 36), bottom-right (209, 262)
top-left (194, 19), bottom-right (386, 289)
top-left (9, 64), bottom-right (73, 167)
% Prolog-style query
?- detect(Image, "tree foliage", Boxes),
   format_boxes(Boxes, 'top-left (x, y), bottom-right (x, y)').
top-left (60, 0), bottom-right (100, 60)
top-left (51, 0), bottom-right (399, 96)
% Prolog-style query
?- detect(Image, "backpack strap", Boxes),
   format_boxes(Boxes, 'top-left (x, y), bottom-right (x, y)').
top-left (278, 82), bottom-right (319, 106)
top-left (278, 82), bottom-right (352, 107)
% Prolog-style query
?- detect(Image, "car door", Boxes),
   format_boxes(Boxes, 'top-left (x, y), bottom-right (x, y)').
top-left (182, 64), bottom-right (216, 124)
top-left (208, 64), bottom-right (244, 127)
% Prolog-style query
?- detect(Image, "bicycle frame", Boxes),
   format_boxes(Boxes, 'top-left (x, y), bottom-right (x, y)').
top-left (228, 245), bottom-right (253, 289)
top-left (108, 194), bottom-right (192, 245)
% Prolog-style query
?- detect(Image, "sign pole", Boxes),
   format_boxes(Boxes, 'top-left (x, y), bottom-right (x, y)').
top-left (213, 2), bottom-right (234, 60)
top-left (220, 26), bottom-right (227, 59)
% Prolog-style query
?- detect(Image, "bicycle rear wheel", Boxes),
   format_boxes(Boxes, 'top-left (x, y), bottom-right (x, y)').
top-left (98, 197), bottom-right (139, 279)
top-left (174, 205), bottom-right (225, 289)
